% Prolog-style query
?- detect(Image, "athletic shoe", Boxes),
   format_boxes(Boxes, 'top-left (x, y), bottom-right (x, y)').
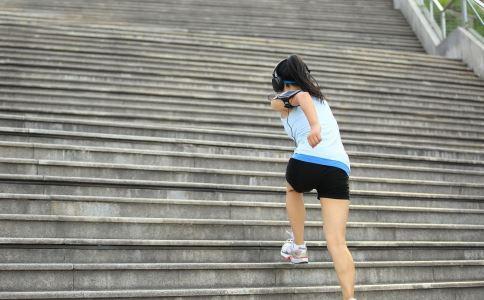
top-left (280, 230), bottom-right (309, 264)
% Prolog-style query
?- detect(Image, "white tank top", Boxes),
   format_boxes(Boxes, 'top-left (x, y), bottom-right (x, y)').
top-left (281, 95), bottom-right (351, 176)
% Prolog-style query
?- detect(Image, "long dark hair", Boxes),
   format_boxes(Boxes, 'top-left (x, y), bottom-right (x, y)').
top-left (274, 54), bottom-right (325, 100)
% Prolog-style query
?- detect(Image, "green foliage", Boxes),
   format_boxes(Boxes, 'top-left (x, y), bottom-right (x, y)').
top-left (422, 0), bottom-right (483, 36)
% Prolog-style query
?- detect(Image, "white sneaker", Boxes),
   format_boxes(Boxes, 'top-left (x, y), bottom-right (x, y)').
top-left (280, 230), bottom-right (309, 264)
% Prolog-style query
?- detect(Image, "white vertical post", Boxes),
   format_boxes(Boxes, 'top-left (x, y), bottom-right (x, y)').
top-left (442, 11), bottom-right (446, 37)
top-left (462, 0), bottom-right (468, 26)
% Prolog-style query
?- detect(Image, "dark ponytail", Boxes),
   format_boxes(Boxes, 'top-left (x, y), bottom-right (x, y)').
top-left (275, 54), bottom-right (325, 100)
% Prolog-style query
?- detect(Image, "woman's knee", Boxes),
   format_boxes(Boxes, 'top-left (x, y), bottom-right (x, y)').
top-left (326, 236), bottom-right (348, 253)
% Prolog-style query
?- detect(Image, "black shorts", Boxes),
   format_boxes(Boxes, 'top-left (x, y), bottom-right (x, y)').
top-left (285, 157), bottom-right (350, 200)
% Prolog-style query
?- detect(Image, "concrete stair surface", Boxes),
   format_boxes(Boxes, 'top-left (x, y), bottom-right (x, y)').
top-left (0, 0), bottom-right (484, 299)
top-left (0, 0), bottom-right (425, 52)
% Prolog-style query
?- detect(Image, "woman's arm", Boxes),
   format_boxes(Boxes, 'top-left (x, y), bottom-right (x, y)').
top-left (291, 92), bottom-right (321, 147)
top-left (270, 98), bottom-right (290, 118)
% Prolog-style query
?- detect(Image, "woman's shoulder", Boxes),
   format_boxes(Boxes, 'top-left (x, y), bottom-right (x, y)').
top-left (289, 91), bottom-right (311, 106)
top-left (309, 94), bottom-right (327, 106)
top-left (286, 91), bottom-right (327, 110)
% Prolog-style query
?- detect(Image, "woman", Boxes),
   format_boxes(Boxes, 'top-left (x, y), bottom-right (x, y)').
top-left (270, 54), bottom-right (357, 300)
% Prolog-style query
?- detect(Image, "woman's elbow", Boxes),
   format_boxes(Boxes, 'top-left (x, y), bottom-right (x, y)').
top-left (270, 99), bottom-right (284, 112)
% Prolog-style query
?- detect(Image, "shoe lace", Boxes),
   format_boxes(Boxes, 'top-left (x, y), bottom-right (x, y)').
top-left (285, 230), bottom-right (307, 253)
top-left (285, 229), bottom-right (294, 242)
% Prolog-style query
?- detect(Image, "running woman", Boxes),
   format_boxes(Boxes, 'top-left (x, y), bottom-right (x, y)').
top-left (269, 54), bottom-right (356, 300)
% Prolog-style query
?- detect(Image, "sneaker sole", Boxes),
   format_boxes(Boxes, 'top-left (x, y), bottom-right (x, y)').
top-left (280, 251), bottom-right (291, 259)
top-left (290, 257), bottom-right (309, 264)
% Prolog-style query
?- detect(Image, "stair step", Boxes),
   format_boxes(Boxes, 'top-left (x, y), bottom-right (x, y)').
top-left (1, 193), bottom-right (483, 224)
top-left (1, 213), bottom-right (483, 241)
top-left (0, 22), bottom-right (423, 48)
top-left (0, 281), bottom-right (483, 299)
top-left (0, 25), bottom-right (437, 69)
top-left (2, 157), bottom-right (484, 195)
top-left (3, 176), bottom-right (482, 210)
top-left (2, 127), bottom-right (483, 163)
top-left (0, 15), bottom-right (442, 58)
top-left (1, 237), bottom-right (484, 264)
top-left (0, 261), bottom-right (482, 291)
top-left (3, 87), bottom-right (484, 122)
top-left (1, 65), bottom-right (480, 105)
top-left (0, 5), bottom-right (424, 51)
top-left (0, 0), bottom-right (482, 298)
top-left (3, 103), bottom-right (484, 139)
top-left (3, 84), bottom-right (484, 123)
top-left (2, 43), bottom-right (477, 83)
top-left (2, 140), bottom-right (483, 173)
top-left (0, 34), bottom-right (462, 79)
top-left (3, 85), bottom-right (484, 123)
top-left (2, 62), bottom-right (483, 99)
top-left (1, 114), bottom-right (483, 151)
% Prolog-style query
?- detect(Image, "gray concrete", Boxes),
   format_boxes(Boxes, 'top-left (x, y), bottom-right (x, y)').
top-left (1, 213), bottom-right (484, 242)
top-left (1, 179), bottom-right (484, 210)
top-left (1, 141), bottom-right (484, 172)
top-left (437, 28), bottom-right (484, 79)
top-left (3, 101), bottom-right (484, 136)
top-left (2, 128), bottom-right (484, 162)
top-left (0, 0), bottom-right (483, 298)
top-left (2, 142), bottom-right (484, 179)
top-left (2, 158), bottom-right (484, 195)
top-left (1, 238), bottom-right (483, 264)
top-left (1, 114), bottom-right (484, 150)
top-left (2, 93), bottom-right (484, 131)
top-left (1, 193), bottom-right (483, 224)
top-left (0, 283), bottom-right (484, 299)
top-left (0, 0), bottom-right (424, 52)
top-left (0, 260), bottom-right (483, 291)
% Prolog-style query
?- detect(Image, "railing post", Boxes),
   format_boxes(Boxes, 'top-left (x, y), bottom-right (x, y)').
top-left (442, 11), bottom-right (447, 37)
top-left (462, 0), bottom-right (468, 26)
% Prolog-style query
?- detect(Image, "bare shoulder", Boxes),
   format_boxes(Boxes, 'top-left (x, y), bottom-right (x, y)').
top-left (289, 91), bottom-right (311, 106)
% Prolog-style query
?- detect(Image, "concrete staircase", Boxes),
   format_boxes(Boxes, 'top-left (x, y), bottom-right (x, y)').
top-left (0, 0), bottom-right (483, 299)
top-left (0, 0), bottom-right (425, 52)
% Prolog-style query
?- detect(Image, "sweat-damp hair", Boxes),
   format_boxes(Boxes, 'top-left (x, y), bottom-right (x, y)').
top-left (274, 54), bottom-right (325, 100)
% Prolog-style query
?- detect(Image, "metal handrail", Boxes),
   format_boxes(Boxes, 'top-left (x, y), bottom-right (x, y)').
top-left (467, 0), bottom-right (484, 25)
top-left (418, 0), bottom-right (484, 38)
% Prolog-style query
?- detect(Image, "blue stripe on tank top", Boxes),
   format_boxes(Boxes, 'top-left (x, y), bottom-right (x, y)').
top-left (292, 153), bottom-right (350, 176)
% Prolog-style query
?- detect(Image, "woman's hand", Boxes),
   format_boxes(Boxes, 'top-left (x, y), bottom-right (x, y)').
top-left (308, 124), bottom-right (322, 147)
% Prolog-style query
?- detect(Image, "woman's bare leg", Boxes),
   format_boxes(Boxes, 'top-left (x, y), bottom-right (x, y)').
top-left (320, 197), bottom-right (355, 300)
top-left (285, 181), bottom-right (306, 244)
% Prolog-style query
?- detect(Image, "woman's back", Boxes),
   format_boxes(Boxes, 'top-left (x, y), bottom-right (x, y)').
top-left (281, 95), bottom-right (351, 176)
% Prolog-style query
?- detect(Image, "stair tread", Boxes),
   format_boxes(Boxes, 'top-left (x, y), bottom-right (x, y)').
top-left (3, 158), bottom-right (484, 189)
top-left (0, 0), bottom-right (482, 297)
top-left (2, 237), bottom-right (484, 247)
top-left (2, 173), bottom-right (484, 201)
top-left (2, 213), bottom-right (484, 229)
top-left (0, 280), bottom-right (482, 298)
top-left (1, 260), bottom-right (484, 270)
top-left (1, 127), bottom-right (482, 158)
top-left (1, 140), bottom-right (483, 166)
top-left (1, 193), bottom-right (483, 213)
